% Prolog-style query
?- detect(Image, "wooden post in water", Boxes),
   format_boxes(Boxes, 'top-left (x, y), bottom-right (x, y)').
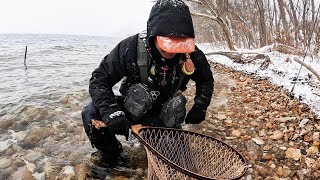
top-left (24, 46), bottom-right (27, 69)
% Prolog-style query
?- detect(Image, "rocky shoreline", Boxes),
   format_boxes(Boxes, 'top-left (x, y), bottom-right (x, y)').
top-left (185, 62), bottom-right (320, 180)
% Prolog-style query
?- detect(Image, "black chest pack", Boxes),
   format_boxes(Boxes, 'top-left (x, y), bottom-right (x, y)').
top-left (137, 32), bottom-right (186, 89)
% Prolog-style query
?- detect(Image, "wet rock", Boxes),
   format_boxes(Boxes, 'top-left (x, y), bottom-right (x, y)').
top-left (13, 159), bottom-right (25, 167)
top-left (24, 151), bottom-right (43, 162)
top-left (32, 172), bottom-right (45, 180)
top-left (286, 148), bottom-right (302, 161)
top-left (10, 166), bottom-right (33, 180)
top-left (24, 159), bottom-right (36, 173)
top-left (0, 171), bottom-right (10, 180)
top-left (9, 130), bottom-right (28, 141)
top-left (56, 165), bottom-right (75, 180)
top-left (74, 163), bottom-right (87, 180)
top-left (270, 130), bottom-right (284, 140)
top-left (252, 137), bottom-right (265, 145)
top-left (0, 139), bottom-right (17, 152)
top-left (23, 127), bottom-right (53, 146)
top-left (0, 157), bottom-right (12, 169)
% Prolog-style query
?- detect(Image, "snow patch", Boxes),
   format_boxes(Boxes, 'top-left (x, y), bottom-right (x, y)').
top-left (198, 43), bottom-right (320, 117)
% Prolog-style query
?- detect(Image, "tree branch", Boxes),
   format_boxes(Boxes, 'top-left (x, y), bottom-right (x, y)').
top-left (293, 57), bottom-right (320, 81)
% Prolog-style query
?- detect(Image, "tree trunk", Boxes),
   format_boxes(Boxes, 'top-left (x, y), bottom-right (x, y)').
top-left (255, 0), bottom-right (268, 47)
top-left (311, 0), bottom-right (315, 23)
top-left (277, 0), bottom-right (289, 43)
top-left (288, 0), bottom-right (299, 47)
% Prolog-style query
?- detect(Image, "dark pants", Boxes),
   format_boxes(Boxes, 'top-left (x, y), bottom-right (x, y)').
top-left (82, 101), bottom-right (124, 157)
top-left (82, 97), bottom-right (165, 158)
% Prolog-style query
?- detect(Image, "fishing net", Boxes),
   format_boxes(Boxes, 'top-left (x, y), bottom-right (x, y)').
top-left (132, 125), bottom-right (247, 180)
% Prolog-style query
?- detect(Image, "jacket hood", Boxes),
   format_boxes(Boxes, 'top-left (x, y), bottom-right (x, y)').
top-left (147, 0), bottom-right (195, 41)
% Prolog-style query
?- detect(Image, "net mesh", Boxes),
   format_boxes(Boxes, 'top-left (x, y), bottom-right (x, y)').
top-left (135, 127), bottom-right (247, 180)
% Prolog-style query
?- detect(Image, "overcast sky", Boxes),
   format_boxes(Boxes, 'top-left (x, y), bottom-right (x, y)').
top-left (0, 0), bottom-right (154, 37)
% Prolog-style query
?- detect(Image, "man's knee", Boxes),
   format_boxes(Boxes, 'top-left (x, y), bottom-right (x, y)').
top-left (160, 94), bottom-right (187, 128)
top-left (82, 101), bottom-right (101, 134)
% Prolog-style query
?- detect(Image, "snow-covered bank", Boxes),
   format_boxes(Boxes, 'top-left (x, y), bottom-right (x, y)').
top-left (198, 43), bottom-right (320, 118)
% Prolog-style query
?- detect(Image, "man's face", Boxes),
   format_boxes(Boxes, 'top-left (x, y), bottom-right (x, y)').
top-left (155, 37), bottom-right (177, 59)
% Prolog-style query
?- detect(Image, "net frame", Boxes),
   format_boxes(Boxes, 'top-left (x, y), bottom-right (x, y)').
top-left (132, 125), bottom-right (247, 180)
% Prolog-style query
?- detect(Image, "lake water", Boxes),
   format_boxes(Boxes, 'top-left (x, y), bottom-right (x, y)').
top-left (0, 34), bottom-right (121, 116)
top-left (0, 34), bottom-right (148, 179)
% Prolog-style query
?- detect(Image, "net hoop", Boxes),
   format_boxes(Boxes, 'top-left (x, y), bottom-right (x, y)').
top-left (132, 125), bottom-right (248, 180)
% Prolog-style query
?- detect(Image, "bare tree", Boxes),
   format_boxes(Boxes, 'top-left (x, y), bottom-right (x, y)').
top-left (255, 0), bottom-right (268, 47)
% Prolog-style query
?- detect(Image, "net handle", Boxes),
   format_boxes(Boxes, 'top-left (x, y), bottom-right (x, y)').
top-left (131, 124), bottom-right (144, 135)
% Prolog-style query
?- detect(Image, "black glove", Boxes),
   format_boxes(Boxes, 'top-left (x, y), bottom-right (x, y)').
top-left (185, 106), bottom-right (206, 124)
top-left (107, 115), bottom-right (130, 140)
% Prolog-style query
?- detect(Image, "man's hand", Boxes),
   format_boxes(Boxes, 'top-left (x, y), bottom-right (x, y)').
top-left (185, 106), bottom-right (206, 124)
top-left (107, 115), bottom-right (130, 140)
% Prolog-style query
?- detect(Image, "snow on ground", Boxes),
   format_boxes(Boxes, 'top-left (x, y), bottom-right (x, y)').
top-left (198, 43), bottom-right (320, 118)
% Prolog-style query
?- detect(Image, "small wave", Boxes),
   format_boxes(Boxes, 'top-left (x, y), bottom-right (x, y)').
top-left (51, 45), bottom-right (74, 51)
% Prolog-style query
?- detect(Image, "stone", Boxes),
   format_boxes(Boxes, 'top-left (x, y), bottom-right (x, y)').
top-left (23, 128), bottom-right (53, 145)
top-left (32, 172), bottom-right (45, 180)
top-left (24, 151), bottom-right (42, 162)
top-left (0, 157), bottom-right (12, 169)
top-left (262, 154), bottom-right (273, 161)
top-left (74, 163), bottom-right (87, 180)
top-left (259, 129), bottom-right (266, 137)
top-left (9, 130), bottom-right (28, 141)
top-left (286, 148), bottom-right (302, 161)
top-left (282, 166), bottom-right (292, 178)
top-left (279, 146), bottom-right (287, 151)
top-left (305, 158), bottom-right (315, 168)
top-left (225, 119), bottom-right (233, 124)
top-left (24, 159), bottom-right (36, 173)
top-left (276, 116), bottom-right (296, 123)
top-left (307, 146), bottom-right (319, 156)
top-left (276, 166), bottom-right (284, 176)
top-left (313, 141), bottom-right (320, 147)
top-left (217, 114), bottom-right (227, 120)
top-left (57, 165), bottom-right (75, 180)
top-left (252, 137), bottom-right (265, 145)
top-left (10, 166), bottom-right (33, 180)
top-left (231, 129), bottom-right (241, 137)
top-left (313, 132), bottom-right (320, 141)
top-left (312, 158), bottom-right (320, 170)
top-left (270, 130), bottom-right (284, 140)
top-left (299, 119), bottom-right (309, 127)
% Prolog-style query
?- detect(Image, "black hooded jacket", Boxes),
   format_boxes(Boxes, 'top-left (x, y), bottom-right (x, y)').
top-left (89, 0), bottom-right (214, 123)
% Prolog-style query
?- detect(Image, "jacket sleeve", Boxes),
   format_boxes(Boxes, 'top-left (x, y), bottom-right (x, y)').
top-left (190, 47), bottom-right (214, 110)
top-left (89, 37), bottom-right (134, 123)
